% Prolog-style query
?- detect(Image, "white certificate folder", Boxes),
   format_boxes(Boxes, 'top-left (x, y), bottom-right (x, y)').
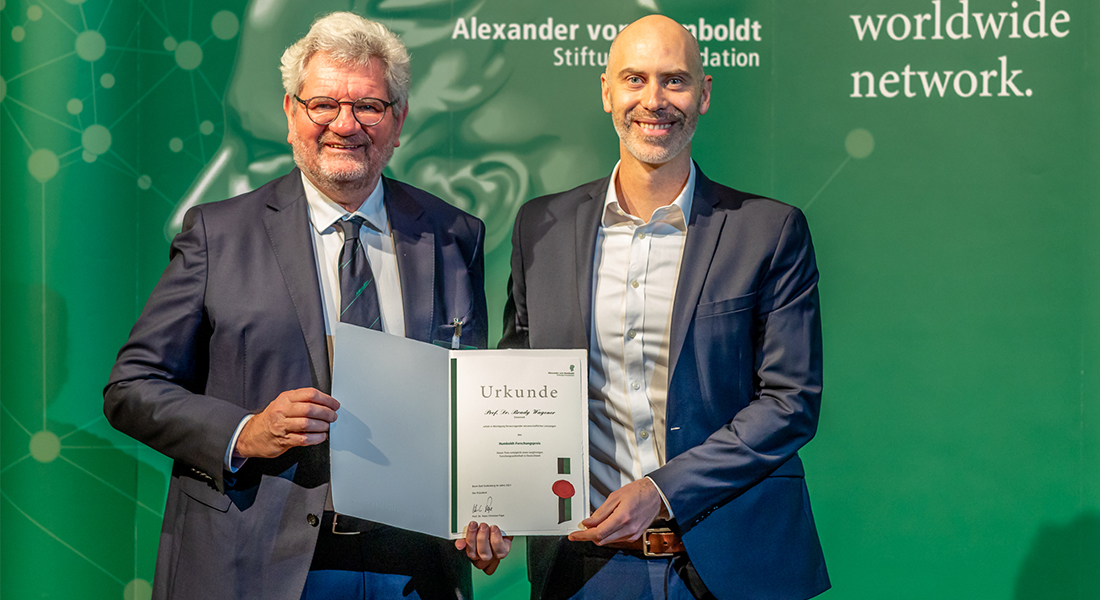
top-left (330, 323), bottom-right (590, 539)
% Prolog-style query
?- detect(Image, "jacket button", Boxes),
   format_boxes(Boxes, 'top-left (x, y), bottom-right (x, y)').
top-left (307, 513), bottom-right (319, 527)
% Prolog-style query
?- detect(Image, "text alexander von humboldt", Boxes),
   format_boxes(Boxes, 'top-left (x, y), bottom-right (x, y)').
top-left (452, 16), bottom-right (764, 68)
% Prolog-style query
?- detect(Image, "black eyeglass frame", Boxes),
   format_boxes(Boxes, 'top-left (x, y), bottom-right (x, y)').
top-left (293, 95), bottom-right (398, 127)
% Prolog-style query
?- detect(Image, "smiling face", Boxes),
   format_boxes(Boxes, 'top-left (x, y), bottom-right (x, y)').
top-left (601, 16), bottom-right (711, 168)
top-left (283, 52), bottom-right (406, 203)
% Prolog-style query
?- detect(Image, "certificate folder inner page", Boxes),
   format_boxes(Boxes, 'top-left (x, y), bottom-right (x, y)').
top-left (330, 324), bottom-right (452, 538)
top-left (452, 349), bottom-right (589, 536)
top-left (330, 324), bottom-right (589, 539)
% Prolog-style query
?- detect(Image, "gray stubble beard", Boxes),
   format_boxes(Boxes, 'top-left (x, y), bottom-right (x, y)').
top-left (614, 105), bottom-right (700, 165)
top-left (291, 132), bottom-right (396, 195)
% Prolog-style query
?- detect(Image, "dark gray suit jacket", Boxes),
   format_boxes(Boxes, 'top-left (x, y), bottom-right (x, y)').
top-left (502, 166), bottom-right (829, 600)
top-left (104, 169), bottom-right (487, 599)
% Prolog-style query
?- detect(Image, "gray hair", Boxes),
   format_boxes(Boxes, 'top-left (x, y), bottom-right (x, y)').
top-left (280, 12), bottom-right (411, 112)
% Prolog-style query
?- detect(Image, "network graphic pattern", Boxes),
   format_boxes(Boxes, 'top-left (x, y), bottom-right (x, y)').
top-left (1, 2), bottom-right (242, 598)
top-left (804, 127), bottom-right (875, 212)
top-left (2, 0), bottom-right (239, 193)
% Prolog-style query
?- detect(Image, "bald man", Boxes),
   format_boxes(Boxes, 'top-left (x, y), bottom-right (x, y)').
top-left (500, 15), bottom-right (829, 600)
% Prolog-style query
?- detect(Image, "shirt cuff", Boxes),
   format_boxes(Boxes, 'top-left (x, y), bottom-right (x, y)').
top-left (645, 475), bottom-right (675, 519)
top-left (224, 414), bottom-right (253, 473)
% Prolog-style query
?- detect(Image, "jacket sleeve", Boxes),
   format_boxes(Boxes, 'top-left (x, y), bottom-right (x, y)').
top-left (103, 206), bottom-right (250, 492)
top-left (648, 208), bottom-right (823, 530)
top-left (498, 202), bottom-right (531, 350)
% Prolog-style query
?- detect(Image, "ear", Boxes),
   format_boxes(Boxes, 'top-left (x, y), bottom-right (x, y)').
top-left (601, 73), bottom-right (612, 114)
top-left (283, 94), bottom-right (295, 145)
top-left (698, 75), bottom-right (712, 116)
top-left (392, 103), bottom-right (409, 147)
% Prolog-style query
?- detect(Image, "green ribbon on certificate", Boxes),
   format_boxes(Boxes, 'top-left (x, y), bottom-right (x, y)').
top-left (554, 457), bottom-right (575, 523)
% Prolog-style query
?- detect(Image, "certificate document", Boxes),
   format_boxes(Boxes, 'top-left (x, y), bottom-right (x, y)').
top-left (329, 324), bottom-right (589, 539)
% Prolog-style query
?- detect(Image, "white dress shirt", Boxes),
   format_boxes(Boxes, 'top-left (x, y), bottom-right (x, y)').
top-left (225, 173), bottom-right (405, 471)
top-left (587, 162), bottom-right (695, 511)
top-left (301, 173), bottom-right (405, 344)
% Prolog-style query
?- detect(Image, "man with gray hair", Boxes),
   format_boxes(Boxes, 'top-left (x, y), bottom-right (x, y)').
top-left (105, 12), bottom-right (506, 600)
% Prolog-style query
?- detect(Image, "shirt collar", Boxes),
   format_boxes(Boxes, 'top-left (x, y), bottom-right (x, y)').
top-left (301, 172), bottom-right (389, 235)
top-left (601, 161), bottom-right (695, 231)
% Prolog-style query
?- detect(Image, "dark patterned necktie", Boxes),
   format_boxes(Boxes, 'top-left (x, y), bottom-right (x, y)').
top-left (336, 216), bottom-right (382, 331)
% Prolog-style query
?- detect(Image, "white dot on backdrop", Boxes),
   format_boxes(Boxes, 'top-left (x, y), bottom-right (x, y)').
top-left (27, 5), bottom-right (43, 20)
top-left (12, 26), bottom-right (26, 42)
top-left (67, 98), bottom-right (83, 114)
top-left (124, 579), bottom-right (153, 600)
top-left (82, 124), bottom-right (112, 155)
top-left (30, 431), bottom-right (60, 462)
top-left (100, 73), bottom-right (115, 88)
top-left (138, 175), bottom-right (152, 190)
top-left (200, 120), bottom-right (214, 135)
top-left (169, 138), bottom-right (183, 152)
top-left (163, 36), bottom-right (177, 51)
top-left (75, 30), bottom-right (106, 62)
top-left (845, 128), bottom-right (875, 160)
top-left (28, 148), bottom-right (59, 182)
top-left (174, 41), bottom-right (203, 70)
top-left (83, 150), bottom-right (97, 163)
top-left (211, 11), bottom-right (240, 40)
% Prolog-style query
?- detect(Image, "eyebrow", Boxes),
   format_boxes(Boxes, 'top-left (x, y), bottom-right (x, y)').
top-left (617, 67), bottom-right (693, 81)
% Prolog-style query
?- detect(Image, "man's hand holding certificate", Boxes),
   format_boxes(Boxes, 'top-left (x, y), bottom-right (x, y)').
top-left (329, 324), bottom-right (589, 539)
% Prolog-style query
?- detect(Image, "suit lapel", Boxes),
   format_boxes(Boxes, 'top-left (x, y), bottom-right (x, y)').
top-left (574, 177), bottom-right (609, 343)
top-left (262, 170), bottom-right (332, 393)
top-left (384, 177), bottom-right (436, 343)
top-left (668, 166), bottom-right (727, 383)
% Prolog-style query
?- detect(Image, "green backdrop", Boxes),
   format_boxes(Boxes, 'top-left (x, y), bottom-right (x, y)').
top-left (2, 1), bottom-right (1097, 598)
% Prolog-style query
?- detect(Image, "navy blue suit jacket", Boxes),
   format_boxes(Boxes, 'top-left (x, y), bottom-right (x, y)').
top-left (104, 169), bottom-right (487, 600)
top-left (501, 166), bottom-right (829, 600)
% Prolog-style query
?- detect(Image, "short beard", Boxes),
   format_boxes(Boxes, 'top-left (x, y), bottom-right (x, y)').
top-left (291, 132), bottom-right (395, 194)
top-left (614, 105), bottom-right (699, 165)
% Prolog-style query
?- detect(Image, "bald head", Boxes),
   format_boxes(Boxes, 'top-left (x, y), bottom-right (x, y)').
top-left (607, 15), bottom-right (704, 83)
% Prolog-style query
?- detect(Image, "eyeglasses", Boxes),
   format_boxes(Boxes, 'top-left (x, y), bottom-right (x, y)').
top-left (293, 95), bottom-right (397, 127)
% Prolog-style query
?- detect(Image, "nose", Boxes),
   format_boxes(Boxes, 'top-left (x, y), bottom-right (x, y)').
top-left (327, 103), bottom-right (363, 136)
top-left (640, 81), bottom-right (666, 112)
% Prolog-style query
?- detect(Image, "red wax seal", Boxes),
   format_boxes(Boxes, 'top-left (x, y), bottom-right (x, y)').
top-left (552, 480), bottom-right (575, 499)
